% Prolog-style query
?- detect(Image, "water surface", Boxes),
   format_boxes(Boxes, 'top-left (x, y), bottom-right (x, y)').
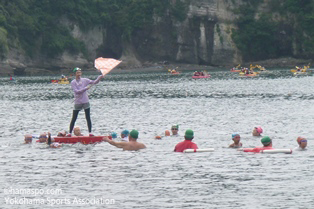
top-left (0, 68), bottom-right (313, 208)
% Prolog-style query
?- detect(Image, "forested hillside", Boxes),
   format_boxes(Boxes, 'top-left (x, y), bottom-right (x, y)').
top-left (0, 0), bottom-right (313, 75)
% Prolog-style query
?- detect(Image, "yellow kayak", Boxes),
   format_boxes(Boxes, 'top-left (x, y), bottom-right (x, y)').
top-left (58, 80), bottom-right (70, 84)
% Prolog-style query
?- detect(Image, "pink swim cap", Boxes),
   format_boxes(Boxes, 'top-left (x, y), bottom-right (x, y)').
top-left (255, 127), bottom-right (263, 134)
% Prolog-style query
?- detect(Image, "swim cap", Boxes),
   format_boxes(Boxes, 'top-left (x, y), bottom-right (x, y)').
top-left (39, 133), bottom-right (47, 139)
top-left (165, 130), bottom-right (170, 136)
top-left (255, 126), bottom-right (263, 134)
top-left (73, 67), bottom-right (82, 73)
top-left (130, 130), bottom-right (139, 139)
top-left (121, 130), bottom-right (129, 136)
top-left (261, 136), bottom-right (271, 145)
top-left (172, 124), bottom-right (179, 129)
top-left (185, 129), bottom-right (194, 139)
top-left (232, 132), bottom-right (240, 139)
top-left (24, 134), bottom-right (32, 141)
top-left (155, 136), bottom-right (162, 140)
top-left (297, 137), bottom-right (305, 144)
top-left (111, 132), bottom-right (117, 139)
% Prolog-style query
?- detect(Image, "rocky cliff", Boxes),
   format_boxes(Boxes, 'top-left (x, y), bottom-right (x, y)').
top-left (0, 0), bottom-right (311, 76)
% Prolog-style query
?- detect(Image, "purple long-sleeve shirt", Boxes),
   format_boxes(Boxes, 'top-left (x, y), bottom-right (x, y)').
top-left (71, 75), bottom-right (103, 104)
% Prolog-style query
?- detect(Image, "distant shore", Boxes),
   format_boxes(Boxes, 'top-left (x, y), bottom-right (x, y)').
top-left (0, 57), bottom-right (312, 76)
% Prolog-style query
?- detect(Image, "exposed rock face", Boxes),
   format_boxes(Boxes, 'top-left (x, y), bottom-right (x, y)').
top-left (1, 0), bottom-right (310, 76)
top-left (132, 0), bottom-right (241, 66)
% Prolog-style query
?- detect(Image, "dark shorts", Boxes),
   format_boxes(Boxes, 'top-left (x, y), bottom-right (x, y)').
top-left (74, 102), bottom-right (90, 110)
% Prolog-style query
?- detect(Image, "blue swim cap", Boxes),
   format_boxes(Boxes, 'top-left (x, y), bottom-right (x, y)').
top-left (121, 130), bottom-right (129, 136)
top-left (232, 133), bottom-right (240, 139)
top-left (111, 132), bottom-right (117, 139)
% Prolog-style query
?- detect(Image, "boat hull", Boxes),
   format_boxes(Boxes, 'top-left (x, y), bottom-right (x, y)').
top-left (54, 136), bottom-right (105, 144)
top-left (192, 75), bottom-right (211, 79)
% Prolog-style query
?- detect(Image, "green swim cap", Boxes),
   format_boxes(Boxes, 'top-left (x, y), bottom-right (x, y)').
top-left (130, 130), bottom-right (139, 139)
top-left (261, 136), bottom-right (271, 145)
top-left (185, 129), bottom-right (194, 139)
top-left (172, 124), bottom-right (179, 129)
top-left (73, 67), bottom-right (81, 73)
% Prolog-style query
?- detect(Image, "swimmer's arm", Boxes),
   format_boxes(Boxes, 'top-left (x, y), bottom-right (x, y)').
top-left (108, 140), bottom-right (127, 148)
top-left (103, 136), bottom-right (126, 148)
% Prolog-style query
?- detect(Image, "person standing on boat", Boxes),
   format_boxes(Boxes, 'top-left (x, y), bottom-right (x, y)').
top-left (67, 67), bottom-right (104, 137)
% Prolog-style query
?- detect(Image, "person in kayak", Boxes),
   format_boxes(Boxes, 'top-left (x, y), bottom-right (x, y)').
top-left (252, 126), bottom-right (263, 136)
top-left (103, 130), bottom-right (146, 151)
top-left (174, 129), bottom-right (198, 152)
top-left (229, 133), bottom-right (242, 148)
top-left (68, 67), bottom-right (104, 137)
top-left (294, 137), bottom-right (307, 151)
top-left (239, 136), bottom-right (273, 153)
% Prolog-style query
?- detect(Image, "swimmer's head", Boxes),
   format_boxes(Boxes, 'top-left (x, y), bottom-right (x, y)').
top-left (129, 130), bottom-right (139, 140)
top-left (39, 133), bottom-right (47, 143)
top-left (121, 130), bottom-right (129, 138)
top-left (253, 126), bottom-right (263, 136)
top-left (261, 136), bottom-right (271, 146)
top-left (184, 129), bottom-right (194, 140)
top-left (297, 137), bottom-right (307, 149)
top-left (111, 132), bottom-right (117, 139)
top-left (24, 134), bottom-right (32, 144)
top-left (171, 124), bottom-right (179, 135)
top-left (232, 133), bottom-right (240, 143)
top-left (165, 130), bottom-right (170, 136)
top-left (73, 126), bottom-right (81, 136)
top-left (57, 130), bottom-right (67, 137)
top-left (155, 135), bottom-right (162, 140)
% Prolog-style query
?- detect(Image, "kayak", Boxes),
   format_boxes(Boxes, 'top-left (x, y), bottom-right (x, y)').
top-left (230, 70), bottom-right (241, 72)
top-left (51, 80), bottom-right (70, 84)
top-left (192, 75), bottom-right (211, 79)
top-left (58, 80), bottom-right (70, 84)
top-left (239, 72), bottom-right (258, 77)
top-left (171, 72), bottom-right (180, 75)
top-left (54, 136), bottom-right (105, 144)
top-left (293, 72), bottom-right (307, 76)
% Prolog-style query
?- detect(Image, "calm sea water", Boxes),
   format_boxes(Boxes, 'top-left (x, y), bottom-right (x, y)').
top-left (0, 68), bottom-right (313, 208)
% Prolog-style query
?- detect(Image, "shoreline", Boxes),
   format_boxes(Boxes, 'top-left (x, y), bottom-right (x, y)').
top-left (1, 57), bottom-right (312, 76)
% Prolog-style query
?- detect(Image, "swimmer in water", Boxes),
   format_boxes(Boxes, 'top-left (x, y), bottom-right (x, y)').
top-left (239, 136), bottom-right (273, 153)
top-left (252, 126), bottom-right (263, 136)
top-left (57, 130), bottom-right (67, 137)
top-left (174, 129), bottom-right (198, 152)
top-left (24, 134), bottom-right (33, 144)
top-left (103, 130), bottom-right (146, 151)
top-left (73, 126), bottom-right (84, 136)
top-left (120, 130), bottom-right (129, 142)
top-left (37, 133), bottom-right (48, 143)
top-left (165, 130), bottom-right (170, 136)
top-left (171, 124), bottom-right (179, 136)
top-left (47, 132), bottom-right (62, 148)
top-left (229, 133), bottom-right (242, 148)
top-left (294, 137), bottom-right (307, 151)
